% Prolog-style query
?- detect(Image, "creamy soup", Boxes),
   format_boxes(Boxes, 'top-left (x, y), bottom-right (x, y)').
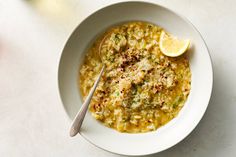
top-left (79, 22), bottom-right (191, 133)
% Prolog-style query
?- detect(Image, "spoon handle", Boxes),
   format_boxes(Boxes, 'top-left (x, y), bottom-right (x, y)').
top-left (70, 65), bottom-right (105, 137)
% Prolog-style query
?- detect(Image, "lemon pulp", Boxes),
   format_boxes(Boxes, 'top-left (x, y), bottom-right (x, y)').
top-left (159, 31), bottom-right (190, 57)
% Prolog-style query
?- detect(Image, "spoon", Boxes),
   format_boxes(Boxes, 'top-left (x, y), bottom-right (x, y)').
top-left (69, 35), bottom-right (109, 137)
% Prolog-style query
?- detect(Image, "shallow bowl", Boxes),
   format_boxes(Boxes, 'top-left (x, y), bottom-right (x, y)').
top-left (58, 1), bottom-right (213, 156)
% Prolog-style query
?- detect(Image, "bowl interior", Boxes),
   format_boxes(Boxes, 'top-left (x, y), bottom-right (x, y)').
top-left (58, 1), bottom-right (213, 156)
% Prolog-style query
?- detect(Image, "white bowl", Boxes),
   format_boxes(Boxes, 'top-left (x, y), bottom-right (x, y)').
top-left (58, 1), bottom-right (213, 156)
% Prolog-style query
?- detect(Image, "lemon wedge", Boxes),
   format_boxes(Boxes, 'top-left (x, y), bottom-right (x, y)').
top-left (159, 31), bottom-right (190, 57)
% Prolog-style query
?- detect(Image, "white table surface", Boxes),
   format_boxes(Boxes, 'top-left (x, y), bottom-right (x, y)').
top-left (0, 0), bottom-right (235, 156)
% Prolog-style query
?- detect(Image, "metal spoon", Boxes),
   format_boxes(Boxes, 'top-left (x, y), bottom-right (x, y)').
top-left (69, 35), bottom-right (109, 137)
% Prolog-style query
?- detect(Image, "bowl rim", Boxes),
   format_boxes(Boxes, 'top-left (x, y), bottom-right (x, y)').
top-left (57, 1), bottom-right (213, 156)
